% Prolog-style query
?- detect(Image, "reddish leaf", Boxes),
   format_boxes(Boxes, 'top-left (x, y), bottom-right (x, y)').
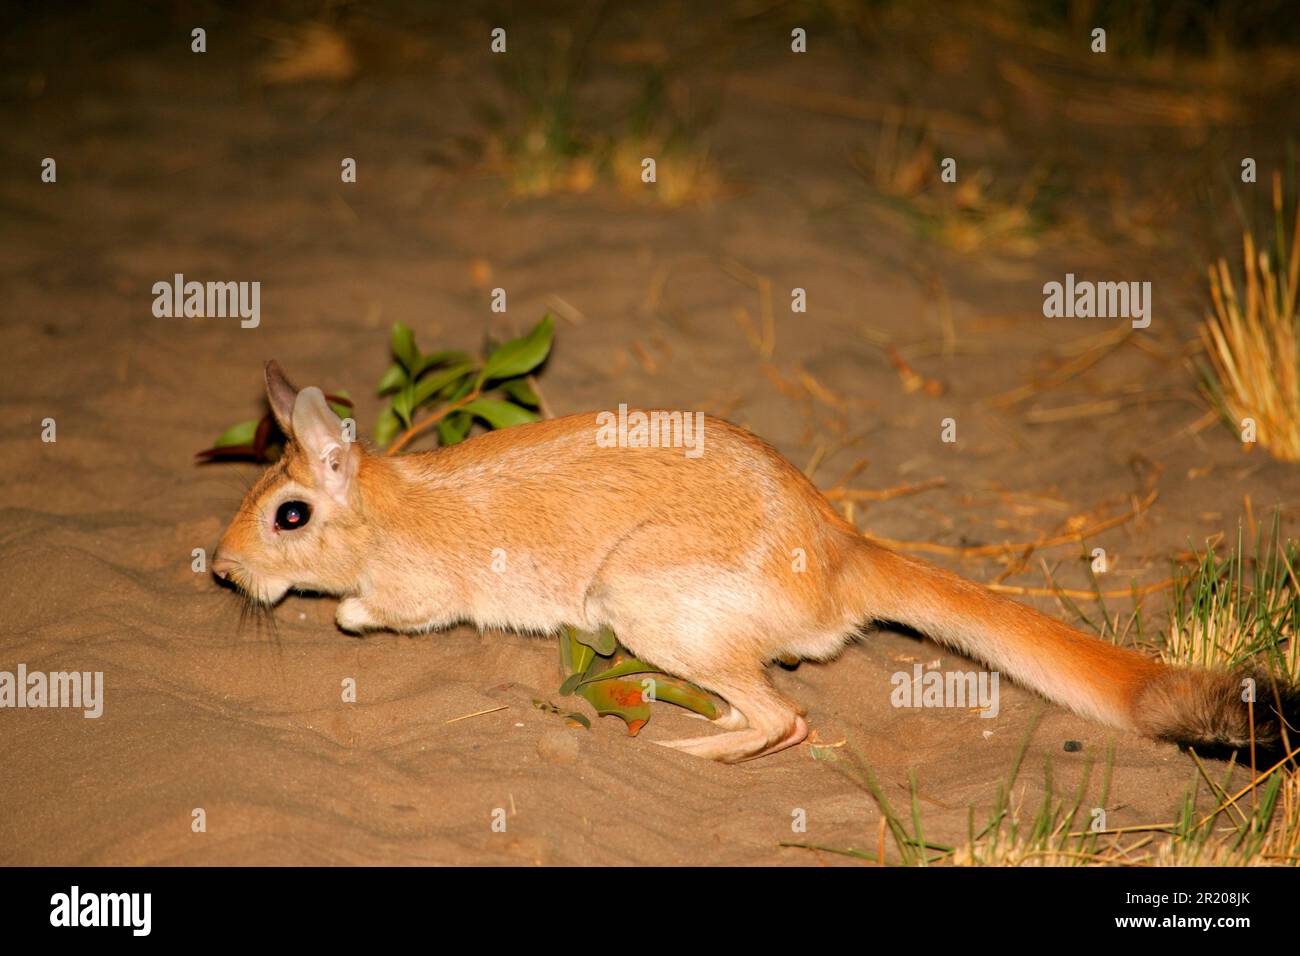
top-left (576, 677), bottom-right (652, 736)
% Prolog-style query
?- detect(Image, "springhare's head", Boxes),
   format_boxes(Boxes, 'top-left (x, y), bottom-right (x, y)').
top-left (212, 361), bottom-right (367, 606)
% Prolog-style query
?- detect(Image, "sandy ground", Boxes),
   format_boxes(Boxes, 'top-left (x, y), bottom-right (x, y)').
top-left (2, 3), bottom-right (1299, 865)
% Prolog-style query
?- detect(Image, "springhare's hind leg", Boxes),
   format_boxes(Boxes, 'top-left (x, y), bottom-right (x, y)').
top-left (655, 671), bottom-right (807, 763)
top-left (682, 693), bottom-right (804, 729)
top-left (581, 526), bottom-right (811, 761)
top-left (682, 701), bottom-right (749, 730)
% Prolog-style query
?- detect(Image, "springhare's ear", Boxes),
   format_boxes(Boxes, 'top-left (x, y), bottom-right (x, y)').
top-left (265, 360), bottom-right (298, 436)
top-left (291, 386), bottom-right (357, 503)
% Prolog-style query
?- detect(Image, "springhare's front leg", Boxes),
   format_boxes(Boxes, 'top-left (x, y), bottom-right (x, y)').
top-left (336, 596), bottom-right (382, 634)
top-left (336, 587), bottom-right (458, 635)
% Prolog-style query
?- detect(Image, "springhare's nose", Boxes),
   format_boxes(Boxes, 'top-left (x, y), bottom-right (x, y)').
top-left (212, 553), bottom-right (239, 581)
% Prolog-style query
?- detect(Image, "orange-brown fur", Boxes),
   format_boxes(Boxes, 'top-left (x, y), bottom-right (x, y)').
top-left (213, 362), bottom-right (1296, 762)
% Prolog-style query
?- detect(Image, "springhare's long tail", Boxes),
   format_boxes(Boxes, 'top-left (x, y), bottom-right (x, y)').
top-left (857, 544), bottom-right (1297, 759)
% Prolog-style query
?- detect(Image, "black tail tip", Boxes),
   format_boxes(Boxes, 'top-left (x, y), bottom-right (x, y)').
top-left (1134, 668), bottom-right (1300, 764)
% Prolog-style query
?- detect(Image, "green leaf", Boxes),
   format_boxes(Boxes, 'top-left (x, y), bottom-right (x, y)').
top-left (559, 629), bottom-right (598, 697)
top-left (376, 363), bottom-right (408, 396)
top-left (461, 397), bottom-right (538, 430)
top-left (646, 676), bottom-right (719, 719)
top-left (531, 698), bottom-right (591, 730)
top-left (571, 626), bottom-right (617, 656)
top-left (576, 678), bottom-right (652, 736)
top-left (391, 385), bottom-right (415, 428)
top-left (499, 376), bottom-right (539, 407)
top-left (560, 629), bottom-right (597, 681)
top-left (415, 350), bottom-right (474, 377)
top-left (574, 651), bottom-right (717, 717)
top-left (213, 419), bottom-right (260, 448)
top-left (478, 314), bottom-right (554, 385)
top-left (577, 656), bottom-right (662, 684)
top-left (411, 362), bottom-right (477, 408)
top-left (559, 672), bottom-right (586, 696)
top-left (391, 322), bottom-right (419, 373)
top-left (374, 405), bottom-right (402, 447)
top-left (437, 411), bottom-right (473, 445)
top-left (448, 374), bottom-right (478, 400)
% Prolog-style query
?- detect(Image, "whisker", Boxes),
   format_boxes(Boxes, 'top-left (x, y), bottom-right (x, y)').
top-left (237, 591), bottom-right (284, 663)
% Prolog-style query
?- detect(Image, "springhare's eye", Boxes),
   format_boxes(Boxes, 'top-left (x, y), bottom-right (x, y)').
top-left (275, 500), bottom-right (311, 531)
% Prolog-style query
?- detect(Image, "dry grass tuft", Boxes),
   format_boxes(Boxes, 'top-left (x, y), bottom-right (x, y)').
top-left (610, 137), bottom-right (724, 207)
top-left (857, 113), bottom-right (1051, 256)
top-left (1163, 519), bottom-right (1299, 683)
top-left (1201, 172), bottom-right (1300, 461)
